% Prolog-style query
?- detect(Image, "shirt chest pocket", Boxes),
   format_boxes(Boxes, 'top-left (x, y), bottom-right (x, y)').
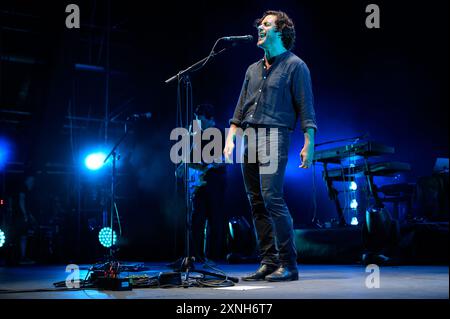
top-left (266, 72), bottom-right (288, 89)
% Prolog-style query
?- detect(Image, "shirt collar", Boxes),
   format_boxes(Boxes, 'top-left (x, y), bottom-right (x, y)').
top-left (261, 50), bottom-right (291, 67)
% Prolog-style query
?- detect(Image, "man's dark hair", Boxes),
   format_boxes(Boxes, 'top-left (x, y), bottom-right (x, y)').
top-left (254, 10), bottom-right (296, 50)
top-left (194, 104), bottom-right (215, 120)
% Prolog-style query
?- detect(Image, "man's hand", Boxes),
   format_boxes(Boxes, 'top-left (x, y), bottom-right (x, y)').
top-left (224, 124), bottom-right (238, 163)
top-left (299, 144), bottom-right (314, 169)
top-left (223, 140), bottom-right (235, 163)
top-left (299, 128), bottom-right (315, 169)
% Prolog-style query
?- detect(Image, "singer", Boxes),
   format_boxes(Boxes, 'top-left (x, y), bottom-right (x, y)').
top-left (224, 10), bottom-right (317, 281)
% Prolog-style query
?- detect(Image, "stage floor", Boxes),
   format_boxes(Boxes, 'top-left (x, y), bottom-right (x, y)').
top-left (0, 263), bottom-right (448, 299)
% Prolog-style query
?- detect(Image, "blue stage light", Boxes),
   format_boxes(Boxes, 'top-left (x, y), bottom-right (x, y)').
top-left (84, 152), bottom-right (107, 171)
top-left (350, 217), bottom-right (359, 225)
top-left (98, 227), bottom-right (117, 248)
top-left (349, 181), bottom-right (358, 191)
top-left (0, 228), bottom-right (5, 248)
top-left (350, 199), bottom-right (358, 210)
top-left (0, 138), bottom-right (11, 170)
top-left (228, 221), bottom-right (235, 239)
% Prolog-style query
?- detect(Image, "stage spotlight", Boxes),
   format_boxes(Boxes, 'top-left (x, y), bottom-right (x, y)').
top-left (0, 228), bottom-right (5, 248)
top-left (350, 199), bottom-right (358, 210)
top-left (0, 138), bottom-right (11, 170)
top-left (349, 181), bottom-right (358, 191)
top-left (98, 227), bottom-right (117, 248)
top-left (84, 152), bottom-right (107, 171)
top-left (350, 217), bottom-right (359, 225)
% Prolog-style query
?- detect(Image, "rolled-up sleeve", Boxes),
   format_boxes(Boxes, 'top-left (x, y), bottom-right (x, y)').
top-left (229, 68), bottom-right (250, 127)
top-left (292, 62), bottom-right (317, 132)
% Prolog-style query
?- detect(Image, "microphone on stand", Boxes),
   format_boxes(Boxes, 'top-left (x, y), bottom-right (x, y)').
top-left (221, 35), bottom-right (253, 42)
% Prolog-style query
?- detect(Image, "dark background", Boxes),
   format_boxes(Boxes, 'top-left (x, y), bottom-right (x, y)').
top-left (0, 0), bottom-right (448, 262)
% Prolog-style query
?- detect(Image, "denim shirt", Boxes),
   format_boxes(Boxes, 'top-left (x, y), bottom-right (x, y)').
top-left (229, 51), bottom-right (317, 132)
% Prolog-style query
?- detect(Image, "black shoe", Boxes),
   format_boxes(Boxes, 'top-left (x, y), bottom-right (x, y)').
top-left (242, 264), bottom-right (278, 281)
top-left (265, 265), bottom-right (299, 282)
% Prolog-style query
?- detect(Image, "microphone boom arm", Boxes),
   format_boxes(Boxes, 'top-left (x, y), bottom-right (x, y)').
top-left (165, 48), bottom-right (227, 84)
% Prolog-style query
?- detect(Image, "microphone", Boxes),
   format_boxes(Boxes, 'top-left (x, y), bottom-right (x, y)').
top-left (128, 112), bottom-right (152, 120)
top-left (221, 35), bottom-right (253, 42)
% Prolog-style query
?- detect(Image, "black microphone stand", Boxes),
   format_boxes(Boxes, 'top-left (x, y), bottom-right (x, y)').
top-left (165, 48), bottom-right (227, 84)
top-left (102, 121), bottom-right (130, 260)
top-left (165, 41), bottom-right (239, 284)
top-left (80, 119), bottom-right (149, 290)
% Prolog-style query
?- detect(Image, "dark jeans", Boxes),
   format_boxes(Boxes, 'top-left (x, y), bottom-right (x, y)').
top-left (241, 126), bottom-right (297, 267)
